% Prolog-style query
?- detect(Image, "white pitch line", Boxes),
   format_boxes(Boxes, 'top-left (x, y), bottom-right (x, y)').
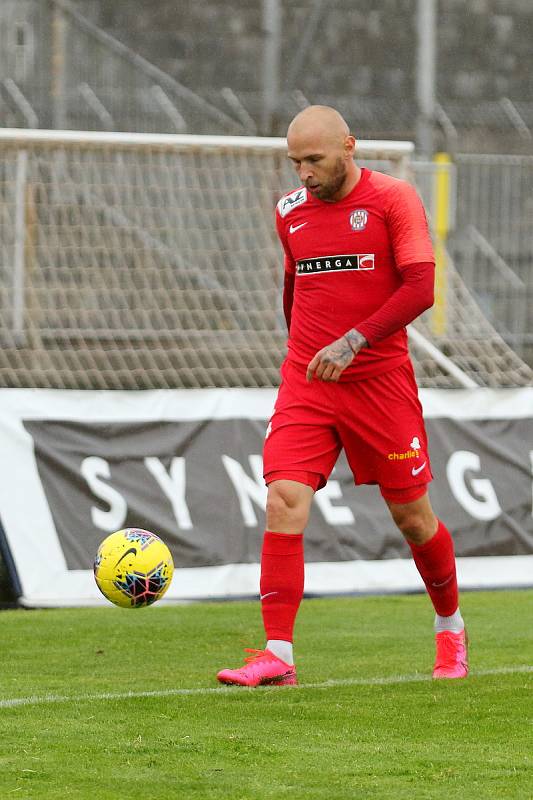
top-left (0, 665), bottom-right (531, 710)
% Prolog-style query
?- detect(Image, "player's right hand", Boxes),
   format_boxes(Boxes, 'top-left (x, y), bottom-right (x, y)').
top-left (306, 329), bottom-right (367, 382)
top-left (306, 336), bottom-right (355, 382)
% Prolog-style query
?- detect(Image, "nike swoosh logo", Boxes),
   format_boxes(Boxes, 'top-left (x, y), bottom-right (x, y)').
top-left (411, 461), bottom-right (427, 476)
top-left (260, 591), bottom-right (278, 601)
top-left (431, 575), bottom-right (454, 588)
top-left (289, 222), bottom-right (308, 234)
top-left (115, 547), bottom-right (137, 567)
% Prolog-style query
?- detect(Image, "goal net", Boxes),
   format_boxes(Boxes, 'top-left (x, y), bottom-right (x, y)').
top-left (0, 129), bottom-right (531, 390)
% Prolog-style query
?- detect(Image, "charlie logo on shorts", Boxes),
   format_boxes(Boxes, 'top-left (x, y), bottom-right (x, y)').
top-left (349, 209), bottom-right (368, 231)
top-left (387, 437), bottom-right (422, 461)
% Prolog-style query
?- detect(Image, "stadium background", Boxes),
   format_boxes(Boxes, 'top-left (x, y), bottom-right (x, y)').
top-left (2, 0), bottom-right (533, 151)
top-left (0, 0), bottom-right (532, 604)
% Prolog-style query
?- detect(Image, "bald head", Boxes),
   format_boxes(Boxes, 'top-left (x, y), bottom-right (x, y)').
top-left (287, 105), bottom-right (350, 147)
top-left (286, 106), bottom-right (359, 202)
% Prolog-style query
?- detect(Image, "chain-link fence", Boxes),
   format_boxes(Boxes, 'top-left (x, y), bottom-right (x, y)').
top-left (450, 154), bottom-right (533, 359)
top-left (0, 0), bottom-right (532, 151)
top-left (0, 0), bottom-right (247, 136)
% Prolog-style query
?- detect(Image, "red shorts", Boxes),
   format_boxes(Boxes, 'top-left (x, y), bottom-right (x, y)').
top-left (263, 358), bottom-right (433, 499)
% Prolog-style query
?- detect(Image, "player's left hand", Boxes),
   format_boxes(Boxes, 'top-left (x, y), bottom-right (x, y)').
top-left (306, 329), bottom-right (367, 382)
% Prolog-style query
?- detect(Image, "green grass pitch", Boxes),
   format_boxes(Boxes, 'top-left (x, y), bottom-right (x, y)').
top-left (0, 589), bottom-right (532, 799)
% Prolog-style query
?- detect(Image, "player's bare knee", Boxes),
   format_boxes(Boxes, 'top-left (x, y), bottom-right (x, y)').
top-left (396, 516), bottom-right (427, 544)
top-left (392, 508), bottom-right (436, 544)
top-left (266, 481), bottom-right (312, 532)
top-left (266, 495), bottom-right (309, 531)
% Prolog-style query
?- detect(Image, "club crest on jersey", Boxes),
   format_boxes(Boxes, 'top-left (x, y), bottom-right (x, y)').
top-left (278, 187), bottom-right (307, 218)
top-left (350, 209), bottom-right (368, 231)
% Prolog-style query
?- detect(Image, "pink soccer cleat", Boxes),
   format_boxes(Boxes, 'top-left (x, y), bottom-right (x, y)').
top-left (433, 629), bottom-right (469, 679)
top-left (217, 648), bottom-right (297, 687)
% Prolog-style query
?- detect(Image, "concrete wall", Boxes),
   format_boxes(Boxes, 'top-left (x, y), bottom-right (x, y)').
top-left (96, 0), bottom-right (532, 101)
top-left (0, 0), bottom-right (531, 147)
top-left (79, 0), bottom-right (533, 145)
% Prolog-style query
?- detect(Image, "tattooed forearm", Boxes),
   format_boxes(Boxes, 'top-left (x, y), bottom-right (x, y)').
top-left (327, 336), bottom-right (355, 362)
top-left (343, 328), bottom-right (368, 355)
top-left (306, 329), bottom-right (368, 382)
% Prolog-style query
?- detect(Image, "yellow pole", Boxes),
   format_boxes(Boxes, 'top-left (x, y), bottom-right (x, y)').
top-left (432, 152), bottom-right (451, 336)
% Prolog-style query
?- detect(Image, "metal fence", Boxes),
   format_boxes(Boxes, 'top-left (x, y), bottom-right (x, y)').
top-left (411, 155), bottom-right (533, 360)
top-left (1, 0), bottom-right (532, 150)
top-left (0, 0), bottom-right (247, 136)
top-left (451, 155), bottom-right (533, 357)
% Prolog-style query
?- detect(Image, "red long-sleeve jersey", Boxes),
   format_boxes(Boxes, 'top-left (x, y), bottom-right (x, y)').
top-left (276, 167), bottom-right (435, 381)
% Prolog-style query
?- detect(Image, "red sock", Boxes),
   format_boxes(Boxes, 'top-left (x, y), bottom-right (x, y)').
top-left (260, 530), bottom-right (304, 643)
top-left (408, 520), bottom-right (459, 616)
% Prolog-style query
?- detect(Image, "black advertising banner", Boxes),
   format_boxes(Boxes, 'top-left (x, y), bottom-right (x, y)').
top-left (0, 388), bottom-right (532, 606)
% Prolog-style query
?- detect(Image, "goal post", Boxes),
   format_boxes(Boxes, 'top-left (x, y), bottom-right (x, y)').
top-left (0, 128), bottom-right (530, 390)
top-left (0, 127), bottom-right (415, 158)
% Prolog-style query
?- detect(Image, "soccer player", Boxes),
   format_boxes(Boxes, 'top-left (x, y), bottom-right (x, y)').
top-left (217, 105), bottom-right (468, 687)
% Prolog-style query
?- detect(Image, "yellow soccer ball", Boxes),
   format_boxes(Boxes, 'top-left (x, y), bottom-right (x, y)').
top-left (94, 529), bottom-right (174, 608)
